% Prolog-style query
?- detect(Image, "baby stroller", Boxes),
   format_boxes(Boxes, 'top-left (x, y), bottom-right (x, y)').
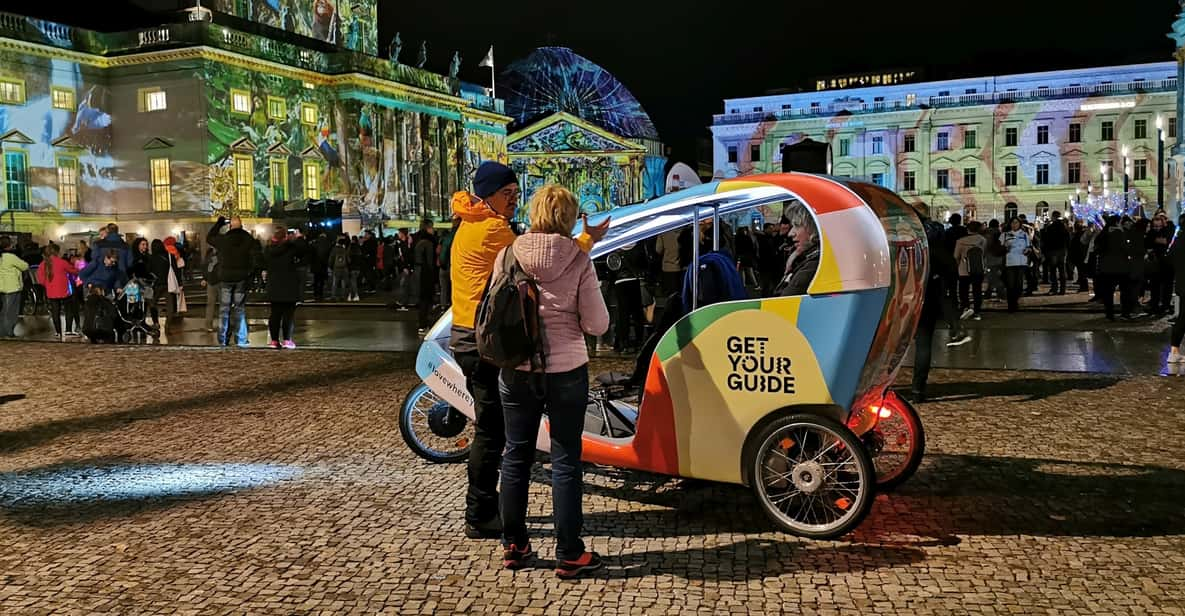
top-left (81, 287), bottom-right (130, 344)
top-left (120, 279), bottom-right (159, 342)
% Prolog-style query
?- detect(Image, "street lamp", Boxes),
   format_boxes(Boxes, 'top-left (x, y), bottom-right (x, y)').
top-left (1157, 115), bottom-right (1166, 210)
top-left (1122, 145), bottom-right (1130, 212)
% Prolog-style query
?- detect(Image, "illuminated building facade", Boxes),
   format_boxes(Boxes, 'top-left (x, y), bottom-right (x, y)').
top-left (0, 3), bottom-right (510, 243)
top-left (711, 63), bottom-right (1179, 221)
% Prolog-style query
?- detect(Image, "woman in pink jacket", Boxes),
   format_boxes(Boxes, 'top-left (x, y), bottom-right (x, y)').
top-left (36, 244), bottom-right (79, 340)
top-left (495, 185), bottom-right (610, 578)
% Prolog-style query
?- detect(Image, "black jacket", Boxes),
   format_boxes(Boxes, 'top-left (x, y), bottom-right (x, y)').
top-left (1169, 232), bottom-right (1185, 293)
top-left (265, 240), bottom-right (303, 303)
top-left (777, 242), bottom-right (820, 297)
top-left (413, 234), bottom-right (437, 271)
top-left (313, 234), bottom-right (333, 265)
top-left (1096, 226), bottom-right (1130, 276)
top-left (1041, 221), bottom-right (1070, 253)
top-left (207, 219), bottom-right (261, 283)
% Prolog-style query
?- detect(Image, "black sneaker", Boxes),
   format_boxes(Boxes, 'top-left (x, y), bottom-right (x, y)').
top-left (555, 551), bottom-right (604, 579)
top-left (465, 517), bottom-right (502, 539)
top-left (502, 543), bottom-right (533, 570)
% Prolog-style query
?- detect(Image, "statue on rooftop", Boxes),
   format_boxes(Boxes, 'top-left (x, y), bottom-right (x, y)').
top-left (449, 52), bottom-right (461, 79)
top-left (416, 41), bottom-right (428, 69)
top-left (1170, 0), bottom-right (1185, 48)
top-left (388, 32), bottom-right (402, 64)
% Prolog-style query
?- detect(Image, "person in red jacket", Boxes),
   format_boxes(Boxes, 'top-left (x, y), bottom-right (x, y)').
top-left (36, 244), bottom-right (79, 340)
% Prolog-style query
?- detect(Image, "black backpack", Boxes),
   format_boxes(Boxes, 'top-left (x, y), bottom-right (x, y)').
top-left (475, 248), bottom-right (545, 370)
top-left (966, 244), bottom-right (985, 275)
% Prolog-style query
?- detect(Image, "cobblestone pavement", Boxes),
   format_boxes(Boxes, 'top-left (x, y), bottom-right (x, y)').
top-left (0, 343), bottom-right (1182, 615)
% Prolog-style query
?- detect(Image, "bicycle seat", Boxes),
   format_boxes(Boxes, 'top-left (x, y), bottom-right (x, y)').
top-left (595, 372), bottom-right (632, 386)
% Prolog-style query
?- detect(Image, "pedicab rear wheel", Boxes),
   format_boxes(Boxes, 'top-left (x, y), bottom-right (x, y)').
top-left (866, 394), bottom-right (925, 491)
top-left (749, 414), bottom-right (875, 540)
top-left (399, 384), bottom-right (472, 464)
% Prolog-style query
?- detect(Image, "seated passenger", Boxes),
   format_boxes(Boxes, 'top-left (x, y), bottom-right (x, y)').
top-left (775, 204), bottom-right (820, 296)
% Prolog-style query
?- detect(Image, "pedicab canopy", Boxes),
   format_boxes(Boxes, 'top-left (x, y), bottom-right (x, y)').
top-left (573, 173), bottom-right (929, 484)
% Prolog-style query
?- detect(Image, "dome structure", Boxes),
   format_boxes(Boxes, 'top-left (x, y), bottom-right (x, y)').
top-left (501, 47), bottom-right (660, 140)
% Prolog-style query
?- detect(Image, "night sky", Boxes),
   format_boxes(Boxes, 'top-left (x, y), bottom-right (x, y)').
top-left (6, 0), bottom-right (1183, 166)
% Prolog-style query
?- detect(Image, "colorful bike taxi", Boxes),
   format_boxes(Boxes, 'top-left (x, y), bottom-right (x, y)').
top-left (401, 173), bottom-right (929, 539)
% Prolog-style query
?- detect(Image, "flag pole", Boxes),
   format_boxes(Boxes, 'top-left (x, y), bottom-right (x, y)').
top-left (489, 46), bottom-right (496, 100)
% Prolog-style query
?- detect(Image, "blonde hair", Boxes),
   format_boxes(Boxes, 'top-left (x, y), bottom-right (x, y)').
top-left (527, 185), bottom-right (580, 235)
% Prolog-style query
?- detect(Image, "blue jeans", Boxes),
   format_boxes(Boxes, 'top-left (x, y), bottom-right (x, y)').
top-left (499, 365), bottom-right (589, 560)
top-left (219, 280), bottom-right (249, 346)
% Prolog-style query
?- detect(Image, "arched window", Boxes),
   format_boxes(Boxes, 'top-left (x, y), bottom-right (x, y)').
top-left (1004, 202), bottom-right (1019, 222)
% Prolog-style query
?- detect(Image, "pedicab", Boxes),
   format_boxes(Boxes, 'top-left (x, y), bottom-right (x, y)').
top-left (399, 173), bottom-right (928, 539)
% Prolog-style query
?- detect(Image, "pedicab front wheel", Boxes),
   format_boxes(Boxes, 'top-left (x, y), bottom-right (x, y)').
top-left (749, 414), bottom-right (876, 540)
top-left (399, 384), bottom-right (473, 464)
top-left (865, 393), bottom-right (925, 491)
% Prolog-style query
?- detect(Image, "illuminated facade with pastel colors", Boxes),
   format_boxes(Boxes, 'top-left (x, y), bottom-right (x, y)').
top-left (0, 4), bottom-right (510, 244)
top-left (711, 63), bottom-right (1179, 221)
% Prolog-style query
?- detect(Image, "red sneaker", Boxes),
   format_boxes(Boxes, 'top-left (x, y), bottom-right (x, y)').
top-left (267, 340), bottom-right (280, 349)
top-left (502, 543), bottom-right (533, 570)
top-left (555, 551), bottom-right (603, 579)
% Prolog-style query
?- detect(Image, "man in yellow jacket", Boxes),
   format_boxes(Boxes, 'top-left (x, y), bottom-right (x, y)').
top-left (450, 162), bottom-right (607, 538)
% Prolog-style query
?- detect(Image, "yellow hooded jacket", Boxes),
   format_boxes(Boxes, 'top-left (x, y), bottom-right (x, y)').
top-left (449, 191), bottom-right (593, 334)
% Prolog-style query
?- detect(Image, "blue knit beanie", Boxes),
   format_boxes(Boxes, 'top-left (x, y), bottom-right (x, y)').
top-left (473, 161), bottom-right (518, 200)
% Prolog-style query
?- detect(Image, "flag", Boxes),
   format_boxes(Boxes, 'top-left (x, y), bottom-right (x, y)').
top-left (478, 46), bottom-right (494, 68)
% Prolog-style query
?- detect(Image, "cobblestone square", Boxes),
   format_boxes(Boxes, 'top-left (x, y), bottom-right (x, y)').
top-left (0, 342), bottom-right (1182, 615)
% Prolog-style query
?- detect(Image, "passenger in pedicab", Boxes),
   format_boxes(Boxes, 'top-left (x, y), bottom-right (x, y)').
top-left (775, 203), bottom-right (821, 297)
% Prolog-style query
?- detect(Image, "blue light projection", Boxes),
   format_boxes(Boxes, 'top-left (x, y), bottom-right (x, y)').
top-left (0, 462), bottom-right (302, 507)
top-left (501, 47), bottom-right (660, 140)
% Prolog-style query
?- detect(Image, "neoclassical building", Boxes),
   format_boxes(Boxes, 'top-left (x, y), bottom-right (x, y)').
top-left (711, 63), bottom-right (1179, 221)
top-left (0, 2), bottom-right (510, 243)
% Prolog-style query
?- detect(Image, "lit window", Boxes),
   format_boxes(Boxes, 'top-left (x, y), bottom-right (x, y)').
top-left (267, 96), bottom-right (286, 121)
top-left (963, 167), bottom-right (976, 188)
top-left (1134, 159), bottom-right (1147, 181)
top-left (1037, 125), bottom-right (1049, 145)
top-left (301, 103), bottom-right (318, 125)
top-left (0, 79), bottom-right (25, 105)
top-left (231, 89), bottom-right (251, 115)
top-left (1036, 163), bottom-right (1049, 185)
top-left (139, 88), bottom-right (167, 112)
top-left (936, 169), bottom-right (950, 190)
top-left (234, 154), bottom-right (254, 211)
top-left (905, 93), bottom-right (917, 106)
top-left (303, 161), bottom-right (320, 199)
top-left (1067, 161), bottom-right (1081, 184)
top-left (57, 157), bottom-right (78, 212)
top-left (150, 157), bottom-right (171, 212)
top-left (4, 151), bottom-right (29, 210)
top-left (902, 170), bottom-right (916, 191)
top-left (871, 136), bottom-right (884, 154)
top-left (51, 87), bottom-right (75, 111)
top-left (965, 129), bottom-right (977, 149)
top-left (270, 158), bottom-right (288, 203)
top-left (1005, 165), bottom-right (1018, 186)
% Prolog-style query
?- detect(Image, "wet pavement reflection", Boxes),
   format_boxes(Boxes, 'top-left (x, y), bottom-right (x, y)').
top-left (10, 305), bottom-right (1181, 376)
